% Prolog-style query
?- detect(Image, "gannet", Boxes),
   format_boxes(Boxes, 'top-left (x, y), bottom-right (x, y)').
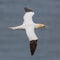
top-left (9, 7), bottom-right (47, 56)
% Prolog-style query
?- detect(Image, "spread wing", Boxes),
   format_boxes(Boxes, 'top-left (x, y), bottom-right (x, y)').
top-left (25, 27), bottom-right (38, 41)
top-left (23, 12), bottom-right (35, 23)
top-left (25, 27), bottom-right (38, 56)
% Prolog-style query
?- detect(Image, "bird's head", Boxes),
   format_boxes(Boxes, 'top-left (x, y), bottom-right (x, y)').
top-left (37, 24), bottom-right (48, 28)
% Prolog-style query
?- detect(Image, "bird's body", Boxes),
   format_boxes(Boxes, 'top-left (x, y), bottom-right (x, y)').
top-left (9, 8), bottom-right (46, 56)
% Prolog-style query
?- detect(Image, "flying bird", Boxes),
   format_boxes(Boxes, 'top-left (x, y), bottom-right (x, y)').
top-left (9, 7), bottom-right (47, 56)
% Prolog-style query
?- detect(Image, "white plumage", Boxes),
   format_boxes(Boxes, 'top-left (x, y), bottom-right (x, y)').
top-left (23, 12), bottom-right (38, 41)
top-left (9, 12), bottom-right (38, 41)
top-left (23, 12), bottom-right (34, 24)
top-left (25, 26), bottom-right (38, 41)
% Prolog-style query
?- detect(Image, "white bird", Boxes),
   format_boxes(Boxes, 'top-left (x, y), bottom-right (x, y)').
top-left (9, 7), bottom-right (47, 56)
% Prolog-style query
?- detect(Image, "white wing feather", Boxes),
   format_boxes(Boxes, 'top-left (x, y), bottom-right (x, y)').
top-left (23, 12), bottom-right (35, 24)
top-left (25, 27), bottom-right (38, 41)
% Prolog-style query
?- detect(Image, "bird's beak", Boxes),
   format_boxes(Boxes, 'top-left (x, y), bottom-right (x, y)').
top-left (44, 25), bottom-right (48, 27)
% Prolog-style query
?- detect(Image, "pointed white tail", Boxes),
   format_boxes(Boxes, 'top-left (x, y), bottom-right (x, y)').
top-left (9, 27), bottom-right (17, 30)
top-left (9, 25), bottom-right (25, 30)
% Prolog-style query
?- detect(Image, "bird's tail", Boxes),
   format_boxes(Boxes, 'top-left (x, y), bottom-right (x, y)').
top-left (9, 25), bottom-right (24, 30)
top-left (9, 27), bottom-right (18, 30)
top-left (30, 40), bottom-right (37, 56)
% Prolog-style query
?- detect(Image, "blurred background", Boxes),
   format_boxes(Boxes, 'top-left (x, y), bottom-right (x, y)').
top-left (0, 0), bottom-right (60, 60)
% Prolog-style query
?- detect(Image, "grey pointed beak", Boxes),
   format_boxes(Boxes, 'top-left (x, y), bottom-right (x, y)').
top-left (45, 25), bottom-right (48, 27)
top-left (44, 25), bottom-right (48, 28)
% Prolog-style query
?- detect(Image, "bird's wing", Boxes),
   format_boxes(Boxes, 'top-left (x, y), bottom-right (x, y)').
top-left (25, 27), bottom-right (38, 41)
top-left (25, 27), bottom-right (38, 55)
top-left (23, 12), bottom-right (35, 23)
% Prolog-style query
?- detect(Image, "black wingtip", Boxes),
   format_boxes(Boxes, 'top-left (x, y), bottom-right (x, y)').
top-left (30, 40), bottom-right (37, 56)
top-left (24, 7), bottom-right (32, 12)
